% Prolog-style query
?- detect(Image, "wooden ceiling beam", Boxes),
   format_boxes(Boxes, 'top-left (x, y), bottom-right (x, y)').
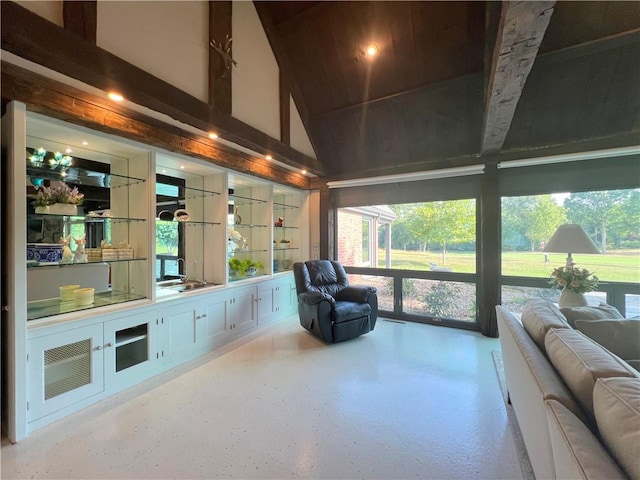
top-left (481, 1), bottom-right (555, 155)
top-left (1, 62), bottom-right (311, 190)
top-left (209, 1), bottom-right (233, 115)
top-left (62, 1), bottom-right (97, 44)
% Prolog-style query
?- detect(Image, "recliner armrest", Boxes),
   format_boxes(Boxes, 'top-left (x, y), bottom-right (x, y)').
top-left (334, 285), bottom-right (377, 303)
top-left (298, 291), bottom-right (336, 307)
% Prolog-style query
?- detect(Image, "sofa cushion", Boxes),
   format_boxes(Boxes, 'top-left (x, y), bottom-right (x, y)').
top-left (545, 328), bottom-right (638, 426)
top-left (561, 303), bottom-right (624, 328)
top-left (522, 299), bottom-right (571, 352)
top-left (333, 301), bottom-right (371, 324)
top-left (575, 319), bottom-right (640, 361)
top-left (545, 399), bottom-right (627, 480)
top-left (593, 377), bottom-right (640, 480)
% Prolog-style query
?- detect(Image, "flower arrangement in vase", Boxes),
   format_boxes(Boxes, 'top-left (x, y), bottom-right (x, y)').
top-left (32, 182), bottom-right (84, 215)
top-left (549, 265), bottom-right (599, 307)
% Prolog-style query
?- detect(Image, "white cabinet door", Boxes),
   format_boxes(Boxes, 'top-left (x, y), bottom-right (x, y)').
top-left (27, 324), bottom-right (104, 422)
top-left (198, 292), bottom-right (229, 350)
top-left (104, 311), bottom-right (158, 388)
top-left (258, 280), bottom-right (276, 324)
top-left (163, 300), bottom-right (199, 365)
top-left (229, 285), bottom-right (258, 334)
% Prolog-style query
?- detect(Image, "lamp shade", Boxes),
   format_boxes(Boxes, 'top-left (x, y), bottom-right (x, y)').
top-left (544, 224), bottom-right (600, 254)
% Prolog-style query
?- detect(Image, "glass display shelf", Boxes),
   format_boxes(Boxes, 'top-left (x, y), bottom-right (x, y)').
top-left (157, 219), bottom-right (221, 227)
top-left (27, 290), bottom-right (147, 321)
top-left (28, 213), bottom-right (146, 223)
top-left (229, 194), bottom-right (267, 204)
top-left (273, 201), bottom-right (299, 209)
top-left (274, 226), bottom-right (299, 230)
top-left (228, 273), bottom-right (268, 283)
top-left (232, 223), bottom-right (268, 228)
top-left (182, 185), bottom-right (221, 200)
top-left (27, 258), bottom-right (147, 268)
top-left (274, 247), bottom-right (299, 252)
top-left (229, 249), bottom-right (269, 255)
top-left (26, 166), bottom-right (145, 189)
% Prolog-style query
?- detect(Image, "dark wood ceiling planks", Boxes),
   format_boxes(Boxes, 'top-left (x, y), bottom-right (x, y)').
top-left (257, 0), bottom-right (640, 180)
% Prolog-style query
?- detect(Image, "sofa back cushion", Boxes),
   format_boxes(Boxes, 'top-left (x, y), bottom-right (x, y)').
top-left (545, 399), bottom-right (627, 480)
top-left (575, 319), bottom-right (640, 362)
top-left (522, 299), bottom-right (570, 353)
top-left (593, 377), bottom-right (640, 480)
top-left (560, 303), bottom-right (624, 328)
top-left (545, 328), bottom-right (638, 426)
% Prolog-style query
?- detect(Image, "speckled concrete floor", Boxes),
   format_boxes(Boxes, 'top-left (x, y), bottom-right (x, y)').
top-left (1, 316), bottom-right (523, 479)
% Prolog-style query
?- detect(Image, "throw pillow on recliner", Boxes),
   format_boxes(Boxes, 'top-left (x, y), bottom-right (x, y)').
top-left (560, 303), bottom-right (624, 328)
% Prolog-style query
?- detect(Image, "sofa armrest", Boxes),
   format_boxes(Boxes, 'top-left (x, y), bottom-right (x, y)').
top-left (298, 291), bottom-right (336, 307)
top-left (334, 285), bottom-right (377, 303)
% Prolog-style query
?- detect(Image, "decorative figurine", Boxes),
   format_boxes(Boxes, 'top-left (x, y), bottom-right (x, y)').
top-left (275, 216), bottom-right (284, 227)
top-left (60, 235), bottom-right (73, 263)
top-left (73, 235), bottom-right (87, 263)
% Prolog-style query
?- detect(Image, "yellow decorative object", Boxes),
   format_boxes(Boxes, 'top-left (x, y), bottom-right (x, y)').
top-left (59, 284), bottom-right (80, 302)
top-left (74, 288), bottom-right (95, 306)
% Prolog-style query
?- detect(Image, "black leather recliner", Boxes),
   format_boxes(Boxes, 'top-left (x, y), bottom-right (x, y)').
top-left (293, 260), bottom-right (378, 343)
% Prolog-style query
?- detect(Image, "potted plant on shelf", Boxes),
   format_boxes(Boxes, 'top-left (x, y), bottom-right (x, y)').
top-left (228, 258), bottom-right (263, 277)
top-left (32, 182), bottom-right (84, 215)
top-left (228, 257), bottom-right (244, 277)
top-left (244, 260), bottom-right (263, 277)
top-left (279, 238), bottom-right (291, 248)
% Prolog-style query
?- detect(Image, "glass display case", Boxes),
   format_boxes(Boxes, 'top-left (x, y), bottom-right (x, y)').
top-left (227, 178), bottom-right (270, 282)
top-left (25, 141), bottom-right (150, 320)
top-left (273, 187), bottom-right (301, 273)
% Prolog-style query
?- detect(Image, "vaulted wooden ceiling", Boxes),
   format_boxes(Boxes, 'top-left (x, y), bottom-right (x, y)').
top-left (256, 1), bottom-right (640, 180)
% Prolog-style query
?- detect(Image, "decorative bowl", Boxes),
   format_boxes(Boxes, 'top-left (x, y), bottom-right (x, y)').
top-left (59, 285), bottom-right (80, 302)
top-left (74, 288), bottom-right (95, 306)
top-left (27, 243), bottom-right (63, 262)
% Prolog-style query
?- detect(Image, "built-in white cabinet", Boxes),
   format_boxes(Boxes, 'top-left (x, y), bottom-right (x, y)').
top-left (5, 102), bottom-right (309, 441)
top-left (27, 310), bottom-right (158, 423)
top-left (227, 285), bottom-right (259, 334)
top-left (273, 187), bottom-right (302, 273)
top-left (27, 323), bottom-right (104, 422)
top-left (258, 276), bottom-right (296, 324)
top-left (161, 300), bottom-right (200, 365)
top-left (199, 291), bottom-right (229, 350)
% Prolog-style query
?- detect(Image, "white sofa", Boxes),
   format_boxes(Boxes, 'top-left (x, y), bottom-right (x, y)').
top-left (496, 299), bottom-right (640, 480)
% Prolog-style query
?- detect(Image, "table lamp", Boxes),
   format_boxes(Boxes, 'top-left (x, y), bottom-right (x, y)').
top-left (544, 224), bottom-right (600, 269)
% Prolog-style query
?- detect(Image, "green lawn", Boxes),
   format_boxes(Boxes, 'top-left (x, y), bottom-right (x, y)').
top-left (378, 249), bottom-right (640, 283)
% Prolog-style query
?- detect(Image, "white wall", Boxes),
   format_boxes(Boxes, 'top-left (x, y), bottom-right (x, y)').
top-left (15, 0), bottom-right (62, 27)
top-left (290, 96), bottom-right (316, 158)
top-left (231, 1), bottom-right (280, 141)
top-left (19, 0), bottom-right (316, 161)
top-left (96, 1), bottom-right (209, 102)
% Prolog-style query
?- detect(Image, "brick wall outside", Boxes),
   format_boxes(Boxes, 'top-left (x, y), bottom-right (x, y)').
top-left (337, 211), bottom-right (364, 266)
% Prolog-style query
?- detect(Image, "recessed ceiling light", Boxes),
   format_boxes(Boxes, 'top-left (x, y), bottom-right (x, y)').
top-left (65, 147), bottom-right (72, 154)
top-left (108, 92), bottom-right (124, 102)
top-left (265, 154), bottom-right (272, 161)
top-left (180, 165), bottom-right (185, 170)
top-left (82, 141), bottom-right (89, 146)
top-left (208, 132), bottom-right (218, 139)
top-left (162, 169), bottom-right (166, 174)
top-left (366, 44), bottom-right (379, 57)
top-left (301, 169), bottom-right (307, 175)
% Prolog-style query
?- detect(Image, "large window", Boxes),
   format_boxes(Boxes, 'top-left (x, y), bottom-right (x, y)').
top-left (337, 199), bottom-right (478, 326)
top-left (501, 188), bottom-right (640, 316)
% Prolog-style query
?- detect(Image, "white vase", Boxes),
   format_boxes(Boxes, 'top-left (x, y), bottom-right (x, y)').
top-left (559, 289), bottom-right (588, 308)
top-left (34, 205), bottom-right (50, 214)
